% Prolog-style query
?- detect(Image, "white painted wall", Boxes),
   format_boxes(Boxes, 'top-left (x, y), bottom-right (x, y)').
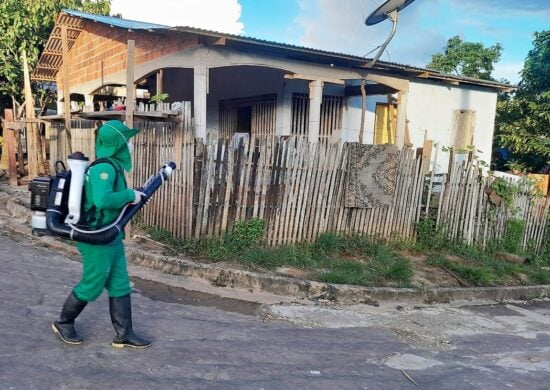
top-left (342, 94), bottom-right (388, 144)
top-left (407, 80), bottom-right (498, 172)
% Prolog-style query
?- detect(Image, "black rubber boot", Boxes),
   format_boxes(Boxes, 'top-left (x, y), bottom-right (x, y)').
top-left (52, 291), bottom-right (88, 345)
top-left (109, 294), bottom-right (151, 349)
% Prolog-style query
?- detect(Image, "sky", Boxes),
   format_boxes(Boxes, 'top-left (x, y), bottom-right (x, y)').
top-left (110, 0), bottom-right (550, 84)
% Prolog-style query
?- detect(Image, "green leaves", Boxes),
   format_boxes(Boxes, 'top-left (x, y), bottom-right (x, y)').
top-left (494, 30), bottom-right (549, 172)
top-left (519, 31), bottom-right (550, 97)
top-left (0, 0), bottom-right (111, 99)
top-left (150, 93), bottom-right (169, 103)
top-left (495, 88), bottom-right (550, 171)
top-left (427, 35), bottom-right (502, 81)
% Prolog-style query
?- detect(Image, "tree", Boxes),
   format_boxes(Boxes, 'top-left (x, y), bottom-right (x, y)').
top-left (0, 0), bottom-right (110, 106)
top-left (427, 35), bottom-right (502, 80)
top-left (495, 93), bottom-right (550, 172)
top-left (517, 31), bottom-right (550, 97)
top-left (0, 1), bottom-right (110, 177)
top-left (494, 30), bottom-right (550, 173)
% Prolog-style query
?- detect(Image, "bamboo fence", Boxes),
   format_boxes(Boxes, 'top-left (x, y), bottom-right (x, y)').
top-left (434, 158), bottom-right (550, 253)
top-left (46, 115), bottom-right (550, 253)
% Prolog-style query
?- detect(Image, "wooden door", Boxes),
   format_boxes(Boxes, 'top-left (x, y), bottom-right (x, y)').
top-left (374, 103), bottom-right (397, 144)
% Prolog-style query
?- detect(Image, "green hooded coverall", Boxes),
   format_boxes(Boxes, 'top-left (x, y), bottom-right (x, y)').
top-left (52, 120), bottom-right (151, 348)
top-left (73, 120), bottom-right (138, 302)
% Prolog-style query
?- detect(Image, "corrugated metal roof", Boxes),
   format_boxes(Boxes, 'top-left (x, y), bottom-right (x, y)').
top-left (168, 25), bottom-right (511, 90)
top-left (63, 9), bottom-right (168, 30)
top-left (32, 9), bottom-right (513, 91)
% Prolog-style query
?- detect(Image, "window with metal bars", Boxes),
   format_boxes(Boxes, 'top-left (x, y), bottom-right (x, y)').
top-left (291, 93), bottom-right (343, 139)
top-left (219, 93), bottom-right (277, 138)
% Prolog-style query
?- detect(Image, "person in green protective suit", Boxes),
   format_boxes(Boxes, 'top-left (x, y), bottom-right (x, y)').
top-left (51, 120), bottom-right (151, 349)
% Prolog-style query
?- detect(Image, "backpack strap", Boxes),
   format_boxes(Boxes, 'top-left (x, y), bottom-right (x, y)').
top-left (79, 158), bottom-right (121, 227)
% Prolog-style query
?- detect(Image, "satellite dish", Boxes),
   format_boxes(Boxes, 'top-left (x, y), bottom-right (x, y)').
top-left (365, 0), bottom-right (415, 66)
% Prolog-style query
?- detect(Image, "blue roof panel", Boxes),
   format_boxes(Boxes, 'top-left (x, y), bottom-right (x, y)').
top-left (63, 9), bottom-right (169, 30)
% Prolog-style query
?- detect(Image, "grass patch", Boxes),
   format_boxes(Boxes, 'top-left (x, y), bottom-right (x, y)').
top-left (526, 269), bottom-right (550, 285)
top-left (317, 253), bottom-right (412, 287)
top-left (238, 232), bottom-right (413, 287)
top-left (140, 219), bottom-right (548, 288)
top-left (143, 226), bottom-right (199, 255)
top-left (316, 260), bottom-right (367, 286)
top-left (427, 253), bottom-right (493, 286)
top-left (414, 217), bottom-right (550, 286)
top-left (239, 245), bottom-right (318, 269)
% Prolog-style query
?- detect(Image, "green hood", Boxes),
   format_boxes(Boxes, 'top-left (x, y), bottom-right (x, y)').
top-left (95, 120), bottom-right (139, 172)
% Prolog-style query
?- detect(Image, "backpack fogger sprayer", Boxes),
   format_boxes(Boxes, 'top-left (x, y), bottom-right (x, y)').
top-left (29, 151), bottom-right (176, 245)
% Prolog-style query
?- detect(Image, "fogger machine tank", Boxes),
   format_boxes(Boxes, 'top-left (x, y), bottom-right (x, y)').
top-left (28, 151), bottom-right (176, 244)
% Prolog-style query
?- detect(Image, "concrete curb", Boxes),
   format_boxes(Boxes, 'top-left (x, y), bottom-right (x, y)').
top-left (2, 184), bottom-right (550, 304)
top-left (127, 249), bottom-right (550, 304)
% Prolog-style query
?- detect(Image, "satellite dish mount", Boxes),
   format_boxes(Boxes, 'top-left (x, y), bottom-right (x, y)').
top-left (365, 0), bottom-right (415, 66)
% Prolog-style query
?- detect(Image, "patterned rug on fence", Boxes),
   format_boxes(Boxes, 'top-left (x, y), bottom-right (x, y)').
top-left (345, 143), bottom-right (400, 208)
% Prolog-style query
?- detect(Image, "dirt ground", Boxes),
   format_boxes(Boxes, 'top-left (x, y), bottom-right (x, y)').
top-left (405, 254), bottom-right (463, 287)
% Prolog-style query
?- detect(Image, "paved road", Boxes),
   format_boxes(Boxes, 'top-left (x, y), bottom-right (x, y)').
top-left (1, 232), bottom-right (550, 389)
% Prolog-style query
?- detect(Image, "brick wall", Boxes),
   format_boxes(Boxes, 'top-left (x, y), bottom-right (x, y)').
top-left (56, 21), bottom-right (198, 91)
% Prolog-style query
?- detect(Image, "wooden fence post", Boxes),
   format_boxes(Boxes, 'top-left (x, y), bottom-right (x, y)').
top-left (359, 79), bottom-right (366, 143)
top-left (61, 25), bottom-right (72, 152)
top-left (4, 109), bottom-right (18, 187)
top-left (125, 39), bottom-right (136, 240)
top-left (22, 50), bottom-right (46, 178)
top-left (125, 39), bottom-right (135, 128)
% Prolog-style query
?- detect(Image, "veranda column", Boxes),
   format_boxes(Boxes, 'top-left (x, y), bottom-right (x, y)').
top-left (194, 65), bottom-right (208, 139)
top-left (395, 90), bottom-right (408, 149)
top-left (84, 95), bottom-right (94, 112)
top-left (276, 84), bottom-right (292, 136)
top-left (308, 79), bottom-right (323, 143)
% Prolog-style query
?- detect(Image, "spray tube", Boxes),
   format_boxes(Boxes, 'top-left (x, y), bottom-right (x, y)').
top-left (46, 161), bottom-right (176, 244)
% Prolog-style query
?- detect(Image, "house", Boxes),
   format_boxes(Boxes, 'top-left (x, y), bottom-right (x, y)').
top-left (33, 9), bottom-right (511, 171)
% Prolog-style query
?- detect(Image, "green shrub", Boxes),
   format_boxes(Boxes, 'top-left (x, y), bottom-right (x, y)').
top-left (203, 219), bottom-right (265, 260)
top-left (313, 232), bottom-right (346, 255)
top-left (415, 218), bottom-right (445, 250)
top-left (541, 245), bottom-right (550, 266)
top-left (503, 218), bottom-right (526, 255)
top-left (527, 269), bottom-right (550, 285)
top-left (490, 178), bottom-right (520, 208)
top-left (230, 218), bottom-right (264, 251)
top-left (203, 237), bottom-right (231, 260)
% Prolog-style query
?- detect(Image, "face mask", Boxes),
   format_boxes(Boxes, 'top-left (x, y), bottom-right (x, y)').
top-left (127, 141), bottom-right (134, 154)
